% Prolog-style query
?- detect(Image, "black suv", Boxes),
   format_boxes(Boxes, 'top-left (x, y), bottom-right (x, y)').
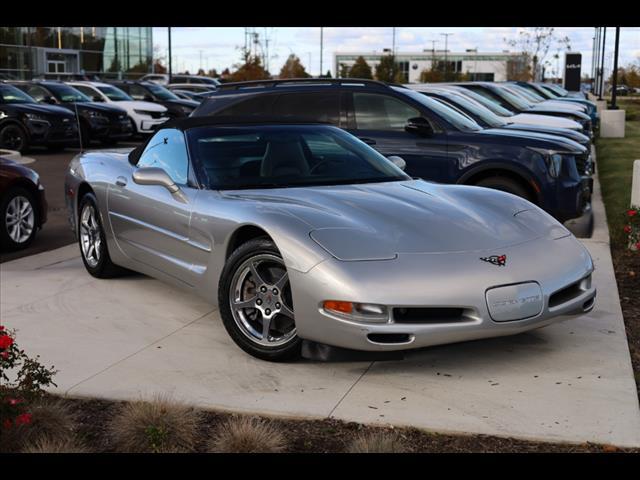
top-left (193, 79), bottom-right (592, 222)
top-left (108, 80), bottom-right (199, 118)
top-left (0, 83), bottom-right (79, 152)
top-left (10, 81), bottom-right (133, 146)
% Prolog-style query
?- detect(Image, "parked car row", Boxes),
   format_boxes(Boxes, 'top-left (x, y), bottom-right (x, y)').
top-left (191, 78), bottom-right (594, 223)
top-left (0, 77), bottom-right (204, 152)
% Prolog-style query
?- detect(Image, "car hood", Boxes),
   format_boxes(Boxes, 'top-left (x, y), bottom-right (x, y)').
top-left (162, 99), bottom-right (199, 109)
top-left (538, 100), bottom-right (586, 112)
top-left (528, 105), bottom-right (590, 120)
top-left (223, 179), bottom-right (570, 260)
top-left (114, 100), bottom-right (167, 112)
top-left (13, 102), bottom-right (75, 118)
top-left (72, 102), bottom-right (128, 115)
top-left (478, 128), bottom-right (587, 154)
top-left (501, 123), bottom-right (589, 145)
top-left (510, 113), bottom-right (581, 130)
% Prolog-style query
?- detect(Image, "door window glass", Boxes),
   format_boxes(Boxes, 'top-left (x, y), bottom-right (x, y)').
top-left (137, 128), bottom-right (189, 185)
top-left (353, 93), bottom-right (419, 130)
top-left (272, 92), bottom-right (340, 125)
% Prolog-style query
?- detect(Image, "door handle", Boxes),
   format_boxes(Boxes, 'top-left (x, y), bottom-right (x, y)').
top-left (358, 137), bottom-right (377, 146)
top-left (115, 176), bottom-right (127, 187)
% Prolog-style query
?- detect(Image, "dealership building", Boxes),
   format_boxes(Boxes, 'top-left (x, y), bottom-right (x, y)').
top-left (334, 50), bottom-right (528, 83)
top-left (0, 27), bottom-right (153, 80)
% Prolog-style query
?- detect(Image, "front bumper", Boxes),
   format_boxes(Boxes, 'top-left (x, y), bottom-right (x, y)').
top-left (90, 118), bottom-right (134, 140)
top-left (27, 119), bottom-right (79, 146)
top-left (288, 235), bottom-right (595, 352)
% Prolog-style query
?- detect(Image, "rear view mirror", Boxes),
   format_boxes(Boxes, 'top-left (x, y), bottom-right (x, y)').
top-left (405, 117), bottom-right (433, 137)
top-left (387, 156), bottom-right (406, 171)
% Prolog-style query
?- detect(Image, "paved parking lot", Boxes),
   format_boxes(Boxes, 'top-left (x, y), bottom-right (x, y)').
top-left (1, 173), bottom-right (639, 447)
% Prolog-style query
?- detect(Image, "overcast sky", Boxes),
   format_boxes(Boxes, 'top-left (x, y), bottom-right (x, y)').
top-left (152, 27), bottom-right (640, 78)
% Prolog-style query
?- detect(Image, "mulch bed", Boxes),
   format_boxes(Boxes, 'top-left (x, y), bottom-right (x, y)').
top-left (612, 249), bottom-right (640, 398)
top-left (63, 397), bottom-right (637, 453)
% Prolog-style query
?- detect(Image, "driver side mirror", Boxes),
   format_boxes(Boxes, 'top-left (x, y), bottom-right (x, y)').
top-left (405, 117), bottom-right (433, 137)
top-left (387, 155), bottom-right (406, 171)
top-left (132, 167), bottom-right (187, 203)
top-left (92, 95), bottom-right (104, 102)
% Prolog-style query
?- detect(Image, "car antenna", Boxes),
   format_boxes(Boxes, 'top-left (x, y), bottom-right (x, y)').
top-left (74, 101), bottom-right (83, 153)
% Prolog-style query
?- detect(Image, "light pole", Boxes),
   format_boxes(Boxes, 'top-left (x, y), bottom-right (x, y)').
top-left (610, 27), bottom-right (621, 110)
top-left (168, 27), bottom-right (172, 83)
top-left (598, 27), bottom-right (607, 101)
top-left (440, 33), bottom-right (453, 81)
top-left (320, 27), bottom-right (324, 77)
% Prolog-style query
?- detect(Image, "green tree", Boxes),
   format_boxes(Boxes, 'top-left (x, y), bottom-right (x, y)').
top-left (374, 54), bottom-right (399, 83)
top-left (348, 56), bottom-right (373, 79)
top-left (278, 54), bottom-right (311, 79)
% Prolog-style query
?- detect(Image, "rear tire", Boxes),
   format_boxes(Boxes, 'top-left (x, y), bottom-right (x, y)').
top-left (77, 192), bottom-right (126, 278)
top-left (474, 176), bottom-right (532, 202)
top-left (218, 238), bottom-right (302, 362)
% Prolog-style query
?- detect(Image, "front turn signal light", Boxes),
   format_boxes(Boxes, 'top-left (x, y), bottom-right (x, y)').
top-left (323, 300), bottom-right (353, 314)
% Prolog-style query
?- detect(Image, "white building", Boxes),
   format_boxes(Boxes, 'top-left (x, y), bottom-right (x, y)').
top-left (334, 50), bottom-right (528, 83)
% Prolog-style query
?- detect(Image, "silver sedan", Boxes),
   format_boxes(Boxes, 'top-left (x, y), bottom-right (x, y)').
top-left (64, 118), bottom-right (596, 361)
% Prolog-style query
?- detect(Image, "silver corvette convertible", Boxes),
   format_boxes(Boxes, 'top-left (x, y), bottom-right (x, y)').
top-left (64, 117), bottom-right (596, 361)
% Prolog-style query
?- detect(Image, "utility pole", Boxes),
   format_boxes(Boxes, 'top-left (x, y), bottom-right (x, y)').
top-left (610, 27), bottom-right (620, 110)
top-left (440, 33), bottom-right (453, 81)
top-left (594, 27), bottom-right (601, 95)
top-left (320, 27), bottom-right (324, 77)
top-left (598, 27), bottom-right (607, 101)
top-left (392, 27), bottom-right (396, 56)
top-left (168, 27), bottom-right (172, 83)
top-left (199, 50), bottom-right (203, 72)
top-left (429, 40), bottom-right (439, 73)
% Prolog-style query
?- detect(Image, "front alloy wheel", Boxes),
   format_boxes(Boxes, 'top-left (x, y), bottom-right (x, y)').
top-left (219, 238), bottom-right (301, 361)
top-left (0, 188), bottom-right (37, 250)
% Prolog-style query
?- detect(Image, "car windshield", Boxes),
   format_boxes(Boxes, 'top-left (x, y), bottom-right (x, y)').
top-left (186, 125), bottom-right (410, 190)
top-left (446, 86), bottom-right (515, 117)
top-left (96, 85), bottom-right (132, 101)
top-left (491, 85), bottom-right (534, 110)
top-left (146, 83), bottom-right (179, 100)
top-left (527, 83), bottom-right (556, 99)
top-left (427, 91), bottom-right (507, 128)
top-left (545, 83), bottom-right (568, 96)
top-left (0, 85), bottom-right (36, 104)
top-left (397, 88), bottom-right (482, 132)
top-left (506, 84), bottom-right (545, 103)
top-left (46, 83), bottom-right (91, 102)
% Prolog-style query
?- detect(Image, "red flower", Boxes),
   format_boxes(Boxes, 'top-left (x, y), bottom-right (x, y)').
top-left (636, 241), bottom-right (640, 250)
top-left (629, 209), bottom-right (638, 217)
top-left (0, 351), bottom-right (8, 360)
top-left (0, 325), bottom-right (4, 331)
top-left (0, 334), bottom-right (13, 349)
top-left (15, 413), bottom-right (32, 426)
top-left (624, 225), bottom-right (632, 234)
top-left (7, 398), bottom-right (20, 406)
top-left (3, 419), bottom-right (12, 430)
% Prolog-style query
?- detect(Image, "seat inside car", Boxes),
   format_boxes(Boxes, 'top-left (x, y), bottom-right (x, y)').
top-left (260, 138), bottom-right (310, 177)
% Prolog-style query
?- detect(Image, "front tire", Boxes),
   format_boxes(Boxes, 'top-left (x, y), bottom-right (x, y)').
top-left (474, 176), bottom-right (532, 202)
top-left (0, 124), bottom-right (28, 153)
top-left (0, 187), bottom-right (38, 250)
top-left (218, 238), bottom-right (301, 362)
top-left (78, 193), bottom-right (125, 278)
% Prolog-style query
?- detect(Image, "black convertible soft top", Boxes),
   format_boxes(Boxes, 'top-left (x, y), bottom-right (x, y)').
top-left (128, 116), bottom-right (333, 165)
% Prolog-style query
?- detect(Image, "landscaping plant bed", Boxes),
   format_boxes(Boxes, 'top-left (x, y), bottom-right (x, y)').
top-left (3, 394), bottom-right (633, 454)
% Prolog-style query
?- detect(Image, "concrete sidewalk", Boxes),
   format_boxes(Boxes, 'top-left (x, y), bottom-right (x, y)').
top-left (2, 175), bottom-right (639, 447)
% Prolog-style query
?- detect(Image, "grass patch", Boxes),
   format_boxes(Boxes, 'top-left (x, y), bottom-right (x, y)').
top-left (107, 394), bottom-right (200, 453)
top-left (595, 98), bottom-right (640, 248)
top-left (347, 431), bottom-right (408, 453)
top-left (208, 416), bottom-right (287, 453)
top-left (22, 436), bottom-right (90, 453)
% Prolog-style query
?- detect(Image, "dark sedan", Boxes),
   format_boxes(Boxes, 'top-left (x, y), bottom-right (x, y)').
top-left (0, 156), bottom-right (47, 250)
top-left (11, 81), bottom-right (133, 146)
top-left (0, 83), bottom-right (79, 153)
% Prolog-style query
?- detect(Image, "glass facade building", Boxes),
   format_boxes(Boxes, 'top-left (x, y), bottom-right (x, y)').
top-left (0, 27), bottom-right (153, 79)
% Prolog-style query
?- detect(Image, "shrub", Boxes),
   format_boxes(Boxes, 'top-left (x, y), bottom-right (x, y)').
top-left (1, 325), bottom-right (58, 452)
top-left (22, 436), bottom-right (90, 454)
top-left (108, 395), bottom-right (200, 453)
top-left (624, 207), bottom-right (640, 251)
top-left (209, 416), bottom-right (287, 453)
top-left (347, 430), bottom-right (408, 453)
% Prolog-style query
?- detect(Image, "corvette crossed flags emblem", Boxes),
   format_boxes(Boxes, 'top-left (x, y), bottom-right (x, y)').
top-left (480, 255), bottom-right (507, 267)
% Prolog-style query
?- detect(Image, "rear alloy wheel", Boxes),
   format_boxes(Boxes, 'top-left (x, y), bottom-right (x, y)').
top-left (78, 193), bottom-right (126, 278)
top-left (0, 124), bottom-right (28, 153)
top-left (474, 176), bottom-right (532, 202)
top-left (219, 238), bottom-right (301, 361)
top-left (0, 187), bottom-right (37, 250)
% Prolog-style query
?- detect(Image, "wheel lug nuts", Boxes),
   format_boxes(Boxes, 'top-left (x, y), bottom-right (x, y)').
top-left (272, 288), bottom-right (278, 295)
top-left (260, 286), bottom-right (267, 293)
top-left (256, 299), bottom-right (262, 306)
top-left (275, 303), bottom-right (281, 309)
top-left (265, 309), bottom-right (271, 315)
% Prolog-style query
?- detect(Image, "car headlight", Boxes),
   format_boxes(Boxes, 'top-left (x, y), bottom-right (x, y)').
top-left (322, 300), bottom-right (389, 323)
top-left (529, 148), bottom-right (565, 178)
top-left (24, 112), bottom-right (49, 123)
top-left (133, 109), bottom-right (154, 116)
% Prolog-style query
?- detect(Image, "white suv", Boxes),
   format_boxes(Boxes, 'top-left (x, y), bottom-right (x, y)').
top-left (67, 81), bottom-right (169, 135)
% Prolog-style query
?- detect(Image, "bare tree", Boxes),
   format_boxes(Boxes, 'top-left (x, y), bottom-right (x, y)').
top-left (504, 28), bottom-right (571, 81)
